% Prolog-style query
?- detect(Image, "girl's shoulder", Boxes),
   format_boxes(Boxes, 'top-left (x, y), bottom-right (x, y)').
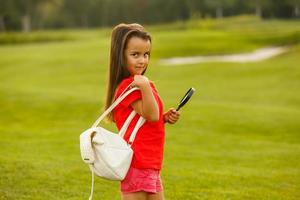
top-left (115, 77), bottom-right (134, 97)
top-left (120, 77), bottom-right (134, 87)
top-left (116, 77), bottom-right (157, 97)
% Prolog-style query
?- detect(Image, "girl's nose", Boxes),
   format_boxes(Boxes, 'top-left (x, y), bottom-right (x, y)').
top-left (139, 56), bottom-right (147, 64)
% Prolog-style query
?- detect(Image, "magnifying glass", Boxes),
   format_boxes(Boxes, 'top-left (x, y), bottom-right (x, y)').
top-left (176, 87), bottom-right (196, 111)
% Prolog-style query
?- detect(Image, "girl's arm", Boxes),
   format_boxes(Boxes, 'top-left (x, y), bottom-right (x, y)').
top-left (130, 75), bottom-right (159, 122)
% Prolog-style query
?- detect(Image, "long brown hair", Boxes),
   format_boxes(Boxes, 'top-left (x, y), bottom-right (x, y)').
top-left (105, 23), bottom-right (152, 121)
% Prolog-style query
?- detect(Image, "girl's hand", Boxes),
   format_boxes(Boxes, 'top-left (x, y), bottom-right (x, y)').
top-left (163, 108), bottom-right (180, 124)
top-left (132, 75), bottom-right (150, 89)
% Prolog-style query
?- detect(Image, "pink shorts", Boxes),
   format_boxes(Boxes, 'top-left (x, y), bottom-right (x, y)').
top-left (120, 167), bottom-right (163, 194)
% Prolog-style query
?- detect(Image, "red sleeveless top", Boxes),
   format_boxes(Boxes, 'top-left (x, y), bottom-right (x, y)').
top-left (113, 77), bottom-right (165, 170)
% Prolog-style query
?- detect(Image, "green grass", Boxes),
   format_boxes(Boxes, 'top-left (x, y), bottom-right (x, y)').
top-left (0, 29), bottom-right (111, 45)
top-left (0, 16), bottom-right (300, 199)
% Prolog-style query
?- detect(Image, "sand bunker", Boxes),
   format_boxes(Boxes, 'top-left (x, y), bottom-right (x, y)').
top-left (159, 47), bottom-right (288, 65)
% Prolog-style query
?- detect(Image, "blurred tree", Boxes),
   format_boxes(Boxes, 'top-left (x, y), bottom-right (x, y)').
top-left (10, 0), bottom-right (31, 32)
top-left (0, 0), bottom-right (299, 31)
top-left (0, 0), bottom-right (11, 31)
top-left (255, 0), bottom-right (262, 18)
top-left (19, 0), bottom-right (34, 32)
top-left (85, 0), bottom-right (105, 27)
top-left (204, 0), bottom-right (237, 18)
top-left (11, 0), bottom-right (46, 32)
top-left (246, 0), bottom-right (272, 18)
top-left (286, 0), bottom-right (300, 17)
top-left (62, 0), bottom-right (91, 27)
top-left (186, 0), bottom-right (206, 18)
top-left (204, 0), bottom-right (223, 18)
top-left (34, 0), bottom-right (63, 29)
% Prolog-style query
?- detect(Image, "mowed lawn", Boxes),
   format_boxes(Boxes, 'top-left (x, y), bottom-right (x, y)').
top-left (0, 17), bottom-right (300, 199)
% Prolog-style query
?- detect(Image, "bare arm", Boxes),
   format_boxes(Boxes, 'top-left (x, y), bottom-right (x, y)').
top-left (130, 75), bottom-right (159, 122)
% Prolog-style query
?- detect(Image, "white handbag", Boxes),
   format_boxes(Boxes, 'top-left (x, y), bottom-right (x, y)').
top-left (80, 85), bottom-right (145, 200)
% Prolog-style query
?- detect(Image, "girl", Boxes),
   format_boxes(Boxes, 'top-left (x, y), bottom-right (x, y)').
top-left (105, 23), bottom-right (180, 200)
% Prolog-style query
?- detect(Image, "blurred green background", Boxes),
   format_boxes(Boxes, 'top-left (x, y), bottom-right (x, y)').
top-left (1, 1), bottom-right (300, 200)
top-left (1, 0), bottom-right (300, 32)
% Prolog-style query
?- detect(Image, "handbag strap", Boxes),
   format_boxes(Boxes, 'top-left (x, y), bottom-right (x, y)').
top-left (119, 110), bottom-right (136, 138)
top-left (91, 83), bottom-right (146, 144)
top-left (91, 84), bottom-right (137, 128)
top-left (128, 116), bottom-right (145, 146)
top-left (88, 165), bottom-right (94, 200)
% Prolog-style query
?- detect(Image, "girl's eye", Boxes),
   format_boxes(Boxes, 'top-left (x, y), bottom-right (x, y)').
top-left (131, 53), bottom-right (138, 57)
top-left (144, 53), bottom-right (149, 58)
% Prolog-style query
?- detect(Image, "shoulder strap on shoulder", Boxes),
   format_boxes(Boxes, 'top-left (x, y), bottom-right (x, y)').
top-left (91, 84), bottom-right (137, 128)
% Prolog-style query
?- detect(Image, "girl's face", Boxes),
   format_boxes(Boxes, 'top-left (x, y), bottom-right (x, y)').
top-left (124, 36), bottom-right (151, 76)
